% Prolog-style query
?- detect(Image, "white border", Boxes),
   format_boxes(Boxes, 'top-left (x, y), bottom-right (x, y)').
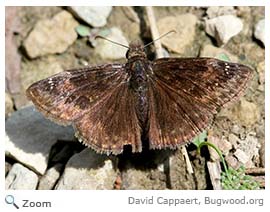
top-left (264, 6), bottom-right (269, 190)
top-left (1, 1), bottom-right (268, 212)
top-left (2, 0), bottom-right (268, 7)
top-left (1, 2), bottom-right (5, 207)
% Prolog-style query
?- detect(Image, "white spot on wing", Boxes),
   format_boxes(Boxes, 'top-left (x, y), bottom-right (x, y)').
top-left (112, 64), bottom-right (122, 69)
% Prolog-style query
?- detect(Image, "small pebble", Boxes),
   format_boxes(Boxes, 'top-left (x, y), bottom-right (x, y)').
top-left (254, 19), bottom-right (265, 46)
top-left (205, 15), bottom-right (243, 46)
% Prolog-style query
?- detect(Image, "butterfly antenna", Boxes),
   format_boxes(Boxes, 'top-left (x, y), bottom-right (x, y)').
top-left (95, 35), bottom-right (129, 49)
top-left (143, 30), bottom-right (176, 49)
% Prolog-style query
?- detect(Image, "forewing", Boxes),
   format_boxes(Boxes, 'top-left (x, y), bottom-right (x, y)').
top-left (27, 63), bottom-right (142, 154)
top-left (26, 64), bottom-right (127, 125)
top-left (148, 58), bottom-right (252, 149)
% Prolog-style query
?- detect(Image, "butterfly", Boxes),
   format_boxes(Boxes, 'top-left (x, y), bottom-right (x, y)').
top-left (26, 39), bottom-right (253, 155)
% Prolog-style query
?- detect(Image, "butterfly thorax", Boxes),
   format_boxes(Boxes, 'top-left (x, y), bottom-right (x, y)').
top-left (126, 42), bottom-right (151, 130)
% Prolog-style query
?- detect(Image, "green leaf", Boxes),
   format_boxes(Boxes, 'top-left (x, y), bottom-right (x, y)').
top-left (221, 165), bottom-right (260, 190)
top-left (216, 53), bottom-right (231, 62)
top-left (192, 130), bottom-right (207, 147)
top-left (75, 25), bottom-right (91, 37)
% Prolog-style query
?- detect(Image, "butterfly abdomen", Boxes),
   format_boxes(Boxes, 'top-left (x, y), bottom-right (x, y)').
top-left (127, 59), bottom-right (151, 129)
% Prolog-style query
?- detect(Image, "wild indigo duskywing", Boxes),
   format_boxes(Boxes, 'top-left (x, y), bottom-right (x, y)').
top-left (26, 40), bottom-right (253, 155)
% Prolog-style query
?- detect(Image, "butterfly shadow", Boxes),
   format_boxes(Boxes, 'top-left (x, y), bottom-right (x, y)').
top-left (62, 141), bottom-right (177, 173)
top-left (117, 141), bottom-right (176, 171)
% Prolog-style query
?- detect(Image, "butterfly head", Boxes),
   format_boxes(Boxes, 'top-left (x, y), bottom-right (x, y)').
top-left (126, 41), bottom-right (146, 59)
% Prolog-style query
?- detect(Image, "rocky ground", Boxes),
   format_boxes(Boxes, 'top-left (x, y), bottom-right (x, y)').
top-left (5, 6), bottom-right (265, 190)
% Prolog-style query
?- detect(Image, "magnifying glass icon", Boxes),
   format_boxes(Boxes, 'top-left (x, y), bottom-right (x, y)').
top-left (5, 195), bottom-right (19, 209)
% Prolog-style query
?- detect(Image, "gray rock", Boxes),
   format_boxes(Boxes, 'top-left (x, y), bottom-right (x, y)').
top-left (205, 15), bottom-right (243, 46)
top-left (228, 131), bottom-right (261, 168)
top-left (96, 27), bottom-right (128, 60)
top-left (254, 19), bottom-right (265, 46)
top-left (5, 106), bottom-right (74, 175)
top-left (200, 44), bottom-right (238, 62)
top-left (24, 11), bottom-right (79, 58)
top-left (157, 14), bottom-right (197, 54)
top-left (121, 166), bottom-right (166, 190)
top-left (206, 6), bottom-right (236, 19)
top-left (234, 149), bottom-right (249, 164)
top-left (70, 6), bottom-right (112, 27)
top-left (38, 163), bottom-right (63, 190)
top-left (56, 148), bottom-right (118, 190)
top-left (119, 150), bottom-right (170, 190)
top-left (237, 134), bottom-right (260, 167)
top-left (5, 163), bottom-right (38, 190)
top-left (229, 99), bottom-right (260, 127)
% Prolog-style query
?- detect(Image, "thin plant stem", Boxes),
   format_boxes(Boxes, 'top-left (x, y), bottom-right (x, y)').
top-left (197, 141), bottom-right (229, 177)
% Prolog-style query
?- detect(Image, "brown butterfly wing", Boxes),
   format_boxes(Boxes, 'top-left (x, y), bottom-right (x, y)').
top-left (27, 64), bottom-right (142, 154)
top-left (26, 64), bottom-right (127, 125)
top-left (74, 83), bottom-right (142, 154)
top-left (148, 58), bottom-right (253, 149)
